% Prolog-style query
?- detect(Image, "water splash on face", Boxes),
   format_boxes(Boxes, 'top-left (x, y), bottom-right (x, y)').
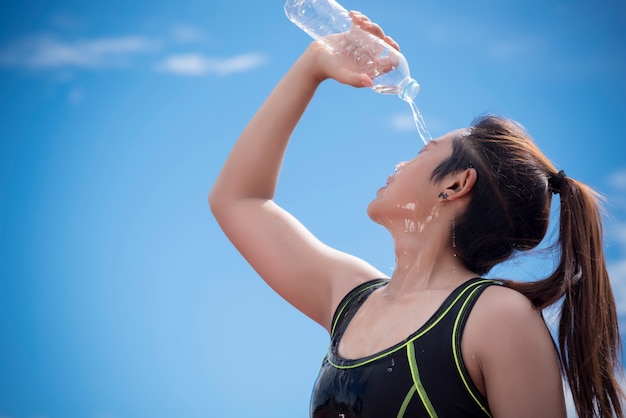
top-left (396, 202), bottom-right (418, 233)
top-left (416, 204), bottom-right (441, 233)
top-left (394, 202), bottom-right (442, 234)
top-left (403, 219), bottom-right (416, 232)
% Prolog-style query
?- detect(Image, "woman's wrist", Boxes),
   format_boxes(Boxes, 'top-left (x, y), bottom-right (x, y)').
top-left (297, 42), bottom-right (331, 86)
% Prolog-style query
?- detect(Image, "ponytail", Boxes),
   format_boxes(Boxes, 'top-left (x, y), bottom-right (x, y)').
top-left (554, 177), bottom-right (623, 417)
top-left (509, 174), bottom-right (623, 417)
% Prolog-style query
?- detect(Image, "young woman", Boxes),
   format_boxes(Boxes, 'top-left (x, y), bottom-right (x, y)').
top-left (209, 11), bottom-right (623, 418)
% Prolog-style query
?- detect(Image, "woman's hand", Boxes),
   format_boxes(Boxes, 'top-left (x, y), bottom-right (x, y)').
top-left (305, 11), bottom-right (402, 88)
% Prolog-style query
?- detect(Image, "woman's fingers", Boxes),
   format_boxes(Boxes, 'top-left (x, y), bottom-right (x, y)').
top-left (349, 10), bottom-right (400, 51)
top-left (385, 35), bottom-right (401, 51)
top-left (350, 11), bottom-right (384, 37)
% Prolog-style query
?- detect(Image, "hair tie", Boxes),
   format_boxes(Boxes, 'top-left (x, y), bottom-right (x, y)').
top-left (548, 170), bottom-right (566, 195)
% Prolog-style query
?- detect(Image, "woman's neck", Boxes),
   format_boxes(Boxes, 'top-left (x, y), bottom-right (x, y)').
top-left (385, 229), bottom-right (476, 297)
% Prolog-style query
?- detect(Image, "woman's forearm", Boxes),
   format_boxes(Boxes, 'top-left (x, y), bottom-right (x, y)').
top-left (209, 47), bottom-right (323, 208)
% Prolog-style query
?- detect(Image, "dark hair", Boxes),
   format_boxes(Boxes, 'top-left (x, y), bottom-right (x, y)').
top-left (432, 115), bottom-right (624, 417)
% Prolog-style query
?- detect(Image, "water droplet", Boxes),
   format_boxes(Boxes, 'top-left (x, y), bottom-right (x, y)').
top-left (386, 357), bottom-right (396, 372)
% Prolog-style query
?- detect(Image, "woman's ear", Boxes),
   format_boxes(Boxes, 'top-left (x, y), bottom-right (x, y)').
top-left (444, 168), bottom-right (477, 200)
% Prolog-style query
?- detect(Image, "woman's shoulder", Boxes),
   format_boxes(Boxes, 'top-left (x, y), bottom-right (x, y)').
top-left (463, 283), bottom-right (565, 415)
top-left (465, 282), bottom-right (554, 354)
top-left (474, 282), bottom-right (537, 315)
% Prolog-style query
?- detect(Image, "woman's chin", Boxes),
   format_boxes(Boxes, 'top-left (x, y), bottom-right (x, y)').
top-left (367, 199), bottom-right (384, 225)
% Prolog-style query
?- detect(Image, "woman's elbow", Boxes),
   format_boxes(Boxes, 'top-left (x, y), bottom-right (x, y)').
top-left (208, 186), bottom-right (228, 218)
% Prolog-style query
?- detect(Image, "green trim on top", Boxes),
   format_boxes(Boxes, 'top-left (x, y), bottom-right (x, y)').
top-left (330, 280), bottom-right (388, 336)
top-left (328, 279), bottom-right (498, 370)
top-left (407, 342), bottom-right (438, 418)
top-left (396, 385), bottom-right (417, 418)
top-left (452, 285), bottom-right (493, 417)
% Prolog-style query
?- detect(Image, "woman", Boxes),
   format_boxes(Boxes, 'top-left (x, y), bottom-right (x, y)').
top-left (209, 11), bottom-right (623, 418)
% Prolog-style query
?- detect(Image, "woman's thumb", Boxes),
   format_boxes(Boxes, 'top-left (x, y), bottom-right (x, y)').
top-left (337, 68), bottom-right (372, 88)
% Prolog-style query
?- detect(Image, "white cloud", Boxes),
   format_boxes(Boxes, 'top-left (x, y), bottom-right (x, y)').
top-left (157, 52), bottom-right (268, 76)
top-left (486, 37), bottom-right (545, 61)
top-left (390, 113), bottom-right (415, 132)
top-left (171, 24), bottom-right (207, 43)
top-left (422, 17), bottom-right (545, 64)
top-left (0, 35), bottom-right (157, 69)
top-left (68, 87), bottom-right (84, 104)
top-left (0, 26), bottom-right (270, 79)
top-left (609, 169), bottom-right (626, 191)
top-left (156, 53), bottom-right (208, 75)
top-left (388, 113), bottom-right (450, 142)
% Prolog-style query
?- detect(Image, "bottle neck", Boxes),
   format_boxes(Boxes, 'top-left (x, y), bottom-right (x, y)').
top-left (398, 78), bottom-right (420, 102)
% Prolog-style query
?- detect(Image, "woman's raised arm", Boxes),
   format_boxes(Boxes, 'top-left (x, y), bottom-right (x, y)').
top-left (209, 34), bottom-right (386, 331)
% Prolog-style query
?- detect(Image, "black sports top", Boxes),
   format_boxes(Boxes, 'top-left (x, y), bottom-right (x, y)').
top-left (310, 277), bottom-right (501, 418)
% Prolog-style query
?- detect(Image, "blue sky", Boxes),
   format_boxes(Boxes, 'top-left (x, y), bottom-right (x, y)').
top-left (0, 0), bottom-right (624, 417)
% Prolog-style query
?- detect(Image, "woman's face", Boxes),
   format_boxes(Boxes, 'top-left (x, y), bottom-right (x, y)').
top-left (367, 129), bottom-right (464, 231)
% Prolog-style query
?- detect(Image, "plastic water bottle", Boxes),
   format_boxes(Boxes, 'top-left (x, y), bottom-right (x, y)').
top-left (284, 0), bottom-right (420, 103)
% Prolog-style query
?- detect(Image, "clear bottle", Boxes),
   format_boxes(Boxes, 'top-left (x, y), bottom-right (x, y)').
top-left (284, 0), bottom-right (419, 102)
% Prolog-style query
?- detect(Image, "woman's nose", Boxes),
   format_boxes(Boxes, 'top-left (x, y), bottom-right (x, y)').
top-left (395, 161), bottom-right (408, 172)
